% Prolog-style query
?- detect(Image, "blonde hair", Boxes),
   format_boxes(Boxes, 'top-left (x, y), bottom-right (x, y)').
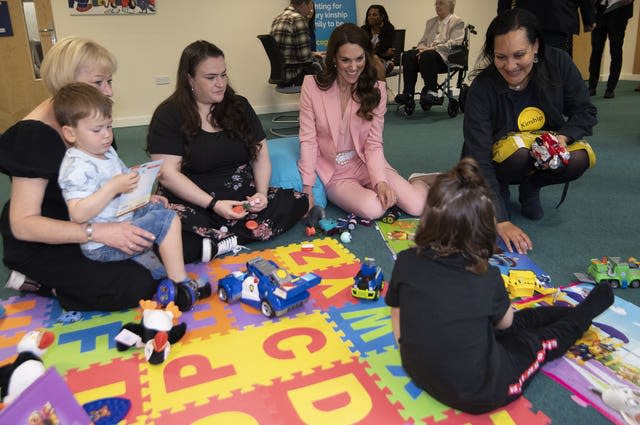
top-left (40, 37), bottom-right (117, 94)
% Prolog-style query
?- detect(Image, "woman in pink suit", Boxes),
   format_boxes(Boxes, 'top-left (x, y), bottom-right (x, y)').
top-left (298, 23), bottom-right (433, 220)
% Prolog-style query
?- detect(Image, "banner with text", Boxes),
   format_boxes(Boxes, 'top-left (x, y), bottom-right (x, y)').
top-left (314, 1), bottom-right (357, 52)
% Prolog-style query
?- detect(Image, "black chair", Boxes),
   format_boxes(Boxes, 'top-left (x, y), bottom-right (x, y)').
top-left (257, 34), bottom-right (312, 138)
top-left (385, 29), bottom-right (405, 78)
top-left (397, 23), bottom-right (476, 118)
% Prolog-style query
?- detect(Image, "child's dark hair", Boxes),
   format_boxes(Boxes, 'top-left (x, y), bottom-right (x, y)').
top-left (53, 82), bottom-right (112, 127)
top-left (414, 158), bottom-right (496, 274)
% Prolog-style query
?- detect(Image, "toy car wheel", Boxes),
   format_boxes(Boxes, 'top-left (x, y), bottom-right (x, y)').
top-left (261, 300), bottom-right (275, 318)
top-left (609, 279), bottom-right (620, 289)
top-left (217, 287), bottom-right (229, 303)
top-left (631, 280), bottom-right (640, 288)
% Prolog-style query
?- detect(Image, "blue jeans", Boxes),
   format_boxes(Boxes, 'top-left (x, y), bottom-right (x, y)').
top-left (82, 203), bottom-right (176, 279)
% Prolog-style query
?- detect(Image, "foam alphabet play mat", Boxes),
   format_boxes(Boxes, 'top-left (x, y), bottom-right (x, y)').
top-left (1, 238), bottom-right (557, 424)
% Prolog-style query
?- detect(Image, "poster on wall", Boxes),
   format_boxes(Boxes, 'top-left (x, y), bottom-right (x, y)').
top-left (314, 0), bottom-right (356, 52)
top-left (69, 0), bottom-right (156, 15)
top-left (0, 1), bottom-right (13, 37)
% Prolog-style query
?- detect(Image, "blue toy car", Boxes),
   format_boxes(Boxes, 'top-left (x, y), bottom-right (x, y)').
top-left (217, 257), bottom-right (322, 317)
top-left (351, 258), bottom-right (385, 300)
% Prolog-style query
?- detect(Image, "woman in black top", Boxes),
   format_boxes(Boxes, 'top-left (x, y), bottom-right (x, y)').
top-left (147, 41), bottom-right (308, 263)
top-left (0, 37), bottom-right (158, 311)
top-left (361, 4), bottom-right (396, 79)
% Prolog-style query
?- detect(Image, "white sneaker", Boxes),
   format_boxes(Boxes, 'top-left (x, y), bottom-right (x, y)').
top-left (5, 270), bottom-right (26, 290)
top-left (5, 270), bottom-right (42, 292)
top-left (408, 172), bottom-right (441, 187)
top-left (201, 237), bottom-right (213, 263)
top-left (214, 235), bottom-right (248, 257)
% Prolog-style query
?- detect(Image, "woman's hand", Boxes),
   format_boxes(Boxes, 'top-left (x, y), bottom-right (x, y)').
top-left (303, 185), bottom-right (315, 211)
top-left (150, 194), bottom-right (169, 208)
top-left (247, 192), bottom-right (268, 213)
top-left (92, 221), bottom-right (155, 255)
top-left (375, 181), bottom-right (396, 210)
top-left (213, 200), bottom-right (248, 220)
top-left (496, 221), bottom-right (532, 255)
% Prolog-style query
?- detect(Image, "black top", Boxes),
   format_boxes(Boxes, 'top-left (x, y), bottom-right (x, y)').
top-left (386, 248), bottom-right (512, 411)
top-left (362, 22), bottom-right (396, 60)
top-left (147, 96), bottom-right (266, 204)
top-left (0, 120), bottom-right (69, 264)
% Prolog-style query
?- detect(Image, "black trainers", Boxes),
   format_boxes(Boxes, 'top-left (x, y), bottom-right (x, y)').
top-left (604, 89), bottom-right (615, 99)
top-left (394, 92), bottom-right (413, 105)
top-left (518, 182), bottom-right (544, 220)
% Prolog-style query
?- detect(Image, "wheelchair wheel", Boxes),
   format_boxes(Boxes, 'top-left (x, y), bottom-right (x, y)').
top-left (459, 84), bottom-right (469, 112)
top-left (419, 102), bottom-right (432, 112)
top-left (447, 99), bottom-right (459, 118)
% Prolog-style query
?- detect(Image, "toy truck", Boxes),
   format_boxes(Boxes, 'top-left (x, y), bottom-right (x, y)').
top-left (587, 256), bottom-right (640, 289)
top-left (502, 270), bottom-right (557, 299)
top-left (217, 257), bottom-right (321, 317)
top-left (351, 257), bottom-right (385, 300)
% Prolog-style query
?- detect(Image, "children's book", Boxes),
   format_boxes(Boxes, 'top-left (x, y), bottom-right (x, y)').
top-left (116, 159), bottom-right (163, 216)
top-left (0, 368), bottom-right (91, 424)
top-left (374, 218), bottom-right (419, 260)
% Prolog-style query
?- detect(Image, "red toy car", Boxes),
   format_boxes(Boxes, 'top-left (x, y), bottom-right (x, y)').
top-left (531, 132), bottom-right (570, 170)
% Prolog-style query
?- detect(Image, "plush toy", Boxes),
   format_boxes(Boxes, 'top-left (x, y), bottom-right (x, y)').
top-left (0, 329), bottom-right (55, 405)
top-left (115, 300), bottom-right (186, 365)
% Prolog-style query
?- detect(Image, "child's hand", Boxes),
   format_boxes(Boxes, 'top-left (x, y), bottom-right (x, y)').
top-left (110, 172), bottom-right (139, 194)
top-left (150, 194), bottom-right (169, 207)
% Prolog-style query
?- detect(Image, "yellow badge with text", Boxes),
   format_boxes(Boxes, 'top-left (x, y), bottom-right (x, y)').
top-left (517, 107), bottom-right (545, 131)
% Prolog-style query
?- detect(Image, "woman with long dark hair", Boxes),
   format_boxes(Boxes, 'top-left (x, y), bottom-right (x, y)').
top-left (147, 40), bottom-right (308, 263)
top-left (299, 24), bottom-right (434, 220)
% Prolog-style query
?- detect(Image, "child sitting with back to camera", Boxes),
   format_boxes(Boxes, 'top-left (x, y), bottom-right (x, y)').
top-left (385, 157), bottom-right (614, 414)
top-left (55, 82), bottom-right (203, 298)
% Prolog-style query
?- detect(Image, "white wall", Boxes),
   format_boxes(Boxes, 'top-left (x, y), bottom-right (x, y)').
top-left (51, 1), bottom-right (639, 127)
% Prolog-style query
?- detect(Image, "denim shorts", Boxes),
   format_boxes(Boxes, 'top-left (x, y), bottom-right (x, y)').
top-left (83, 202), bottom-right (175, 272)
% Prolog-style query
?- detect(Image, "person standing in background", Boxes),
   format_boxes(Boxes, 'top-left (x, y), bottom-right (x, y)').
top-left (588, 0), bottom-right (635, 99)
top-left (497, 0), bottom-right (595, 57)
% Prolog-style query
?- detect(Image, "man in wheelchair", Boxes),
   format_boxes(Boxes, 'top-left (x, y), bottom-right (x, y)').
top-left (395, 0), bottom-right (464, 110)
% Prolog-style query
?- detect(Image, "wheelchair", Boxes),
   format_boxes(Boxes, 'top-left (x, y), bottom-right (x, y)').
top-left (396, 24), bottom-right (476, 118)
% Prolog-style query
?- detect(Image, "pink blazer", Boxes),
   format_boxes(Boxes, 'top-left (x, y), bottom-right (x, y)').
top-left (298, 74), bottom-right (389, 188)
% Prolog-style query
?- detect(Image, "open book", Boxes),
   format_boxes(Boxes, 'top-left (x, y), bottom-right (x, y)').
top-left (116, 159), bottom-right (163, 216)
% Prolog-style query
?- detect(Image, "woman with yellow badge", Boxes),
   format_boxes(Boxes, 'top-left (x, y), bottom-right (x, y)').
top-left (461, 9), bottom-right (596, 254)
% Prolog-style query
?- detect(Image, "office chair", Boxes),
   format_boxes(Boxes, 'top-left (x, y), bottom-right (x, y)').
top-left (397, 24), bottom-right (476, 118)
top-left (257, 34), bottom-right (311, 137)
